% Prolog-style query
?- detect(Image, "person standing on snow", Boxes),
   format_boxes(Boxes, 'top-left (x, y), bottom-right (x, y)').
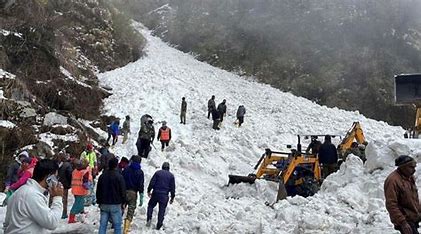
top-left (6, 157), bottom-right (35, 194)
top-left (385, 155), bottom-right (421, 234)
top-left (57, 153), bottom-right (73, 219)
top-left (80, 143), bottom-right (97, 205)
top-left (136, 115), bottom-right (155, 158)
top-left (3, 159), bottom-right (63, 233)
top-left (236, 105), bottom-right (246, 127)
top-left (107, 119), bottom-right (120, 146)
top-left (318, 135), bottom-right (338, 178)
top-left (146, 162), bottom-right (175, 230)
top-left (157, 121), bottom-right (172, 151)
top-left (207, 95), bottom-right (216, 119)
top-left (212, 108), bottom-right (221, 130)
top-left (122, 155), bottom-right (144, 234)
top-left (97, 157), bottom-right (127, 234)
top-left (122, 115), bottom-right (131, 144)
top-left (180, 97), bottom-right (187, 124)
top-left (217, 99), bottom-right (227, 123)
top-left (2, 152), bottom-right (30, 206)
top-left (68, 159), bottom-right (91, 223)
top-left (4, 152), bottom-right (28, 190)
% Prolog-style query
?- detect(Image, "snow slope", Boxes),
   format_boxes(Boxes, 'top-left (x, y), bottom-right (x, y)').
top-left (2, 22), bottom-right (421, 233)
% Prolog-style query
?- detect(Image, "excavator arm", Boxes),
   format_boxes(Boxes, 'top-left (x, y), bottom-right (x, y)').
top-left (337, 122), bottom-right (367, 157)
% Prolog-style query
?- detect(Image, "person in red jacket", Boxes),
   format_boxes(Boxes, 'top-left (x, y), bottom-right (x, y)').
top-left (157, 121), bottom-right (172, 151)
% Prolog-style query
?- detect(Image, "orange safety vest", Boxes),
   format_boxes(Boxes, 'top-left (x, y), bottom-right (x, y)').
top-left (160, 128), bottom-right (170, 141)
top-left (71, 168), bottom-right (89, 196)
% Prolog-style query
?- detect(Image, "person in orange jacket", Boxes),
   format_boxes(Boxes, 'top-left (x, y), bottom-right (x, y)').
top-left (157, 121), bottom-right (172, 151)
top-left (68, 159), bottom-right (91, 223)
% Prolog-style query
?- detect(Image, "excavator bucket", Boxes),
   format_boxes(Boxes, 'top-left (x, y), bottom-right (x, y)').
top-left (228, 174), bottom-right (256, 184)
top-left (395, 74), bottom-right (421, 105)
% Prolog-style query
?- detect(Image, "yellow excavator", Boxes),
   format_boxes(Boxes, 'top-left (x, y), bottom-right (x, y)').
top-left (394, 74), bottom-right (421, 138)
top-left (228, 135), bottom-right (322, 201)
top-left (228, 122), bottom-right (368, 201)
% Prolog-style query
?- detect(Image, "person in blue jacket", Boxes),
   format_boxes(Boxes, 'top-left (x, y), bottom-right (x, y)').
top-left (122, 155), bottom-right (144, 233)
top-left (146, 162), bottom-right (175, 230)
top-left (107, 120), bottom-right (120, 146)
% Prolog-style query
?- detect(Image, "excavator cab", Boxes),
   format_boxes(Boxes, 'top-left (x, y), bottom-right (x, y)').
top-left (228, 136), bottom-right (322, 201)
top-left (394, 74), bottom-right (421, 138)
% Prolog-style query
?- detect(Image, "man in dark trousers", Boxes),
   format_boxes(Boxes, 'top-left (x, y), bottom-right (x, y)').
top-left (217, 99), bottom-right (227, 122)
top-left (207, 95), bottom-right (216, 119)
top-left (212, 108), bottom-right (221, 130)
top-left (385, 155), bottom-right (421, 234)
top-left (136, 115), bottom-right (155, 158)
top-left (318, 135), bottom-right (338, 178)
top-left (146, 162), bottom-right (175, 230)
top-left (122, 155), bottom-right (144, 234)
top-left (180, 97), bottom-right (187, 124)
top-left (236, 105), bottom-right (246, 127)
top-left (57, 153), bottom-right (73, 219)
top-left (96, 157), bottom-right (127, 234)
top-left (157, 121), bottom-right (172, 151)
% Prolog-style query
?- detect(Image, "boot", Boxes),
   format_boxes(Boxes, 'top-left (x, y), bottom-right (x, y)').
top-left (123, 219), bottom-right (131, 234)
top-left (146, 220), bottom-right (151, 227)
top-left (68, 214), bottom-right (76, 224)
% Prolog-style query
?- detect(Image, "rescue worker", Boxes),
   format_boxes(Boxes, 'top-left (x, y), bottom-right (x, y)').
top-left (305, 136), bottom-right (322, 155)
top-left (68, 159), bottom-right (91, 223)
top-left (180, 97), bottom-right (187, 124)
top-left (122, 155), bottom-right (144, 234)
top-left (122, 115), bottom-right (131, 144)
top-left (236, 105), bottom-right (246, 127)
top-left (80, 143), bottom-right (97, 205)
top-left (107, 119), bottom-right (120, 146)
top-left (157, 121), bottom-right (172, 151)
top-left (146, 162), bottom-right (175, 230)
top-left (217, 99), bottom-right (227, 122)
top-left (136, 115), bottom-right (155, 158)
top-left (385, 155), bottom-right (421, 234)
top-left (57, 153), bottom-right (73, 219)
top-left (318, 135), bottom-right (338, 178)
top-left (97, 157), bottom-right (127, 234)
top-left (207, 95), bottom-right (216, 119)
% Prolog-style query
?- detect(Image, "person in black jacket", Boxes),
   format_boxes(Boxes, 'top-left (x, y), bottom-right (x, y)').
top-left (57, 153), bottom-right (73, 219)
top-left (122, 155), bottom-right (144, 233)
top-left (97, 157), bottom-right (127, 234)
top-left (217, 99), bottom-right (227, 122)
top-left (318, 135), bottom-right (338, 178)
top-left (146, 162), bottom-right (175, 230)
top-left (212, 108), bottom-right (221, 130)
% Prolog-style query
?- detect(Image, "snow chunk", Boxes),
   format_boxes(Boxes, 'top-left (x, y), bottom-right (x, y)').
top-left (0, 120), bottom-right (16, 128)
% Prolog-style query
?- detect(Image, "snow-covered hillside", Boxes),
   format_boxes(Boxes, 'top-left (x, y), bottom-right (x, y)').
top-left (2, 22), bottom-right (421, 233)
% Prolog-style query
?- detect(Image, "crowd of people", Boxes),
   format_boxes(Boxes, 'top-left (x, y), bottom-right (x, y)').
top-left (2, 145), bottom-right (175, 233)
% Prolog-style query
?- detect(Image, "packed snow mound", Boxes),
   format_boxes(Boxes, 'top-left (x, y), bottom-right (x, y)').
top-left (2, 22), bottom-right (421, 233)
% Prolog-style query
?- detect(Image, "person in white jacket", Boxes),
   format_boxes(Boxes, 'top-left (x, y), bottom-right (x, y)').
top-left (3, 159), bottom-right (63, 234)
